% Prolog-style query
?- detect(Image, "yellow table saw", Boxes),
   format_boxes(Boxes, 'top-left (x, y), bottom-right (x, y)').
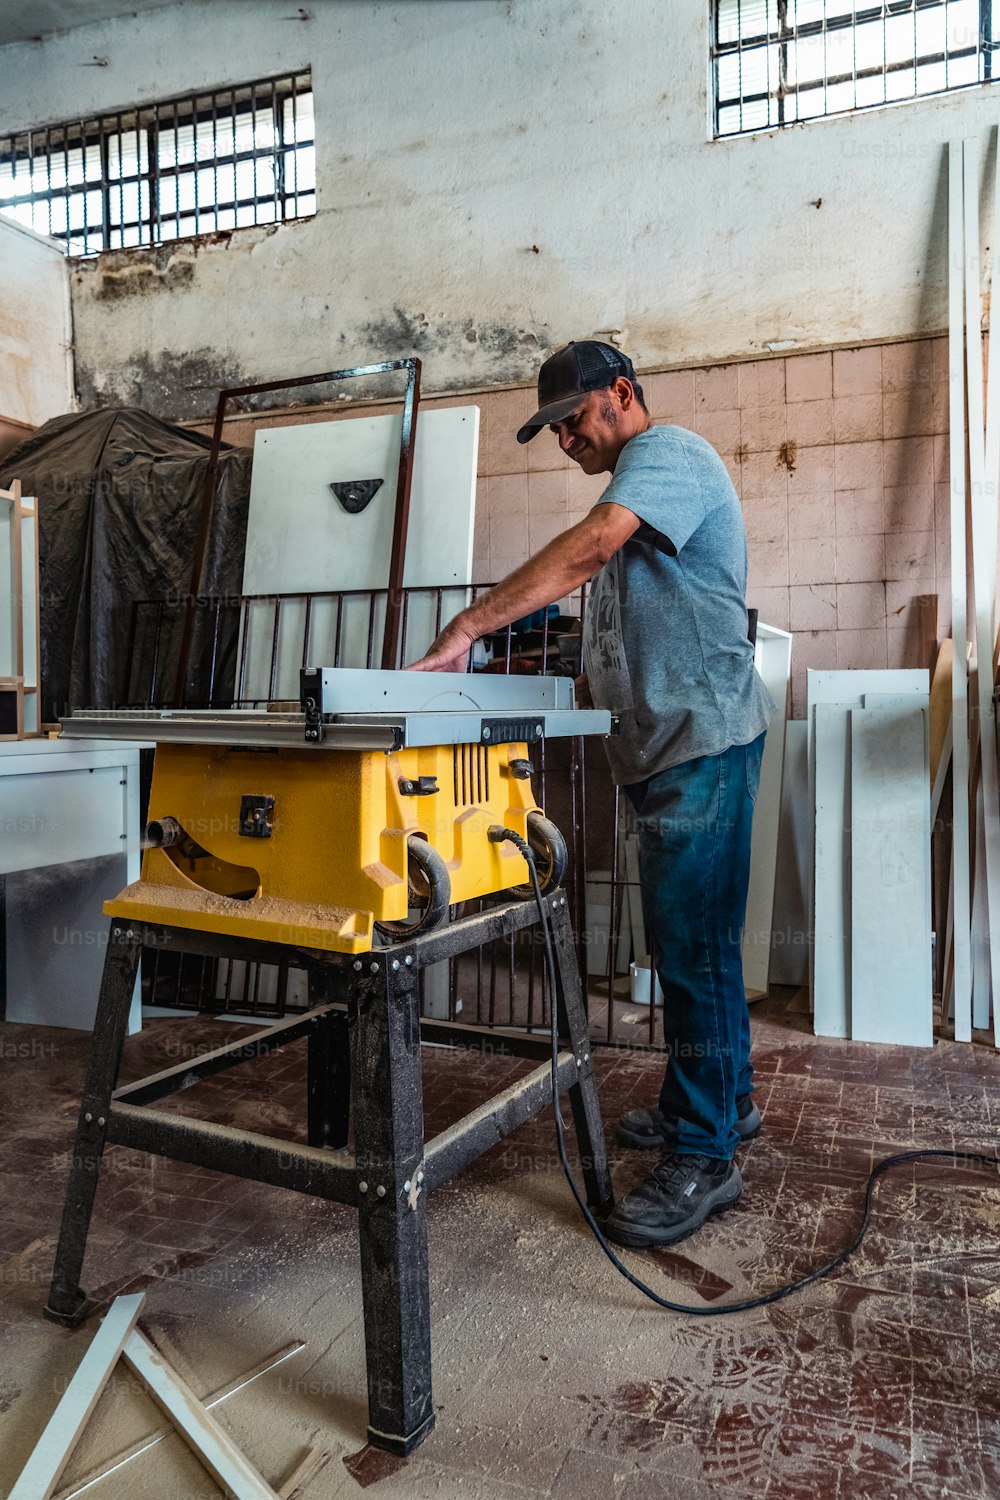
top-left (46, 668), bottom-right (616, 1457)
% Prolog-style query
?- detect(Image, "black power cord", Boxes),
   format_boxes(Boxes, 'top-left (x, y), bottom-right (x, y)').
top-left (490, 824), bottom-right (999, 1316)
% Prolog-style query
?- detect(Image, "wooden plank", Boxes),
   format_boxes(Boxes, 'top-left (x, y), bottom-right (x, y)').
top-left (8, 1294), bottom-right (145, 1500)
top-left (929, 638), bottom-right (953, 789)
top-left (122, 1329), bottom-right (280, 1500)
top-left (850, 703), bottom-right (933, 1047)
top-left (277, 1446), bottom-right (331, 1499)
top-left (931, 718), bottom-right (953, 827)
top-left (949, 138), bottom-right (973, 1042)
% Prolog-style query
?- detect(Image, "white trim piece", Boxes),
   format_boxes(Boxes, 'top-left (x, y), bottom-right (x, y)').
top-left (943, 854), bottom-right (955, 1024)
top-left (963, 133), bottom-right (1000, 1047)
top-left (972, 775), bottom-right (992, 1029)
top-left (984, 133), bottom-right (1000, 1044)
top-left (850, 703), bottom-right (933, 1047)
top-left (949, 138), bottom-right (973, 1042)
top-left (742, 623), bottom-right (792, 998)
top-left (8, 1294), bottom-right (145, 1500)
top-left (122, 1330), bottom-right (280, 1500)
top-left (54, 1341), bottom-right (306, 1500)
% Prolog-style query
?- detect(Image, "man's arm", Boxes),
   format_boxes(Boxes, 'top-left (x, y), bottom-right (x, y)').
top-left (408, 502), bottom-right (641, 672)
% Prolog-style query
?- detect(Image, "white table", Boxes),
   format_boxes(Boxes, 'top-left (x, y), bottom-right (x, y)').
top-left (0, 737), bottom-right (151, 1032)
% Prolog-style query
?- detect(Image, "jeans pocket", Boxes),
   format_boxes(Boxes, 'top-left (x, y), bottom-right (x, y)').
top-left (745, 739), bottom-right (763, 805)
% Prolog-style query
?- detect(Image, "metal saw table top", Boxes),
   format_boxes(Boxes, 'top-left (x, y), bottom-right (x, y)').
top-left (59, 668), bottom-right (614, 751)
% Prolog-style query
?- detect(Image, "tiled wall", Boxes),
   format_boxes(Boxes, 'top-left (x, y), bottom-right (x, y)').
top-left (471, 338), bottom-right (953, 718)
top-left (214, 336), bottom-right (954, 720)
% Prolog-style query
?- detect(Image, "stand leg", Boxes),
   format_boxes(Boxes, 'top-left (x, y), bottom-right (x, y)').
top-left (551, 899), bottom-right (615, 1218)
top-left (307, 1011), bottom-right (351, 1149)
top-left (46, 923), bottom-right (142, 1325)
top-left (351, 957), bottom-right (434, 1455)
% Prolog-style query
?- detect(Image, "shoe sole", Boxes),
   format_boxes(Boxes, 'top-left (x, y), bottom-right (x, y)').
top-left (603, 1178), bottom-right (744, 1250)
top-left (616, 1113), bottom-right (762, 1152)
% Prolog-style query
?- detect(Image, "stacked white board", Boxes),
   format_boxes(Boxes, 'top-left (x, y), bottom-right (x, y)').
top-left (808, 670), bottom-right (932, 1046)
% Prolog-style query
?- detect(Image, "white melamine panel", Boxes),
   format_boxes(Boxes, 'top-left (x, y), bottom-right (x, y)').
top-left (742, 623), bottom-right (791, 998)
top-left (769, 720), bottom-right (809, 987)
top-left (0, 739), bottom-right (147, 1031)
top-left (803, 669), bottom-right (929, 1008)
top-left (244, 407), bottom-right (479, 594)
top-left (807, 670), bottom-right (928, 1036)
top-left (238, 408), bottom-right (479, 698)
top-left (812, 703), bottom-right (852, 1039)
top-left (850, 703), bottom-right (933, 1047)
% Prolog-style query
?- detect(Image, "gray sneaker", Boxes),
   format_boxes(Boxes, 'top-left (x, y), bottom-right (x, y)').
top-left (616, 1093), bottom-right (761, 1150)
top-left (604, 1152), bottom-right (743, 1248)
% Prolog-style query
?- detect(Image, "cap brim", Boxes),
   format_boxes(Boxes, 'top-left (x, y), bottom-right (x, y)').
top-left (515, 392), bottom-right (587, 444)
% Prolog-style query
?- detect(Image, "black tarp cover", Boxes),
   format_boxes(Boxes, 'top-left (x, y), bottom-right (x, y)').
top-left (0, 408), bottom-right (251, 720)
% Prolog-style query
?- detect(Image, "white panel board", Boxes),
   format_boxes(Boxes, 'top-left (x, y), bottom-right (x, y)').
top-left (742, 623), bottom-right (791, 996)
top-left (812, 703), bottom-right (852, 1039)
top-left (769, 721), bottom-right (809, 987)
top-left (20, 494), bottom-right (38, 688)
top-left (0, 494), bottom-right (15, 677)
top-left (806, 669), bottom-right (928, 1026)
top-left (238, 408), bottom-right (479, 698)
top-left (850, 703), bottom-right (932, 1046)
top-left (244, 407), bottom-right (480, 593)
top-left (0, 740), bottom-right (146, 1032)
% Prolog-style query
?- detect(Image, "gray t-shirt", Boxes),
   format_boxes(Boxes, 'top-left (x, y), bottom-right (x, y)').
top-left (582, 424), bottom-right (775, 785)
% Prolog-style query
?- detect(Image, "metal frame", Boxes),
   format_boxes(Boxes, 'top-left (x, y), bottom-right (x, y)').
top-left (176, 359), bottom-right (421, 705)
top-left (45, 895), bottom-right (612, 1455)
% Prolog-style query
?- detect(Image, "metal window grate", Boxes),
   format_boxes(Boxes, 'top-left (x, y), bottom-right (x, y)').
top-left (0, 69), bottom-right (315, 255)
top-left (712, 1), bottom-right (998, 137)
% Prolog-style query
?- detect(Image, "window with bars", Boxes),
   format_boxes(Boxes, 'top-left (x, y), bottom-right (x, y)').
top-left (0, 70), bottom-right (315, 255)
top-left (713, 1), bottom-right (998, 136)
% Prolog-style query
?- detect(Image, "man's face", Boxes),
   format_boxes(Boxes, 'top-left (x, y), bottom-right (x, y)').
top-left (548, 388), bottom-right (624, 475)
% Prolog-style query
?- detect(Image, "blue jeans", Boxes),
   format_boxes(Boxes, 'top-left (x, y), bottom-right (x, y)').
top-left (626, 733), bottom-right (766, 1162)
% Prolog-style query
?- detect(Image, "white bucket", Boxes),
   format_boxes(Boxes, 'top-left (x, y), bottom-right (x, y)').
top-left (629, 956), bottom-right (663, 1007)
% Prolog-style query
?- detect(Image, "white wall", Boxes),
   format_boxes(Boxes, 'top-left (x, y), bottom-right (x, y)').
top-left (0, 0), bottom-right (996, 419)
top-left (0, 218), bottom-right (73, 425)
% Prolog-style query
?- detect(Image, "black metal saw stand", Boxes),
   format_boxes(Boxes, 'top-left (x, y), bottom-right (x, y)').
top-left (45, 892), bottom-right (613, 1455)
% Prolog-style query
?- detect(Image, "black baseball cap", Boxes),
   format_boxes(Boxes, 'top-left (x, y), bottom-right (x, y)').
top-left (516, 340), bottom-right (639, 444)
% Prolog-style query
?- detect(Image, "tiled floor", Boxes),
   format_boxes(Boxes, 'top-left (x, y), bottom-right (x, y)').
top-left (2, 987), bottom-right (999, 1498)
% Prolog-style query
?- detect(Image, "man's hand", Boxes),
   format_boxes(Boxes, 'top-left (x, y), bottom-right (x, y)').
top-left (574, 672), bottom-right (592, 708)
top-left (407, 618), bottom-right (478, 673)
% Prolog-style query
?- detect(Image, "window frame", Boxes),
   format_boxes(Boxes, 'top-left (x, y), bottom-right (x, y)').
top-left (0, 68), bottom-right (315, 255)
top-left (711, 1), bottom-right (998, 139)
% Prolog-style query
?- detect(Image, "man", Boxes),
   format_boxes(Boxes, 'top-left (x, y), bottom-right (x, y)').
top-left (410, 340), bottom-right (774, 1247)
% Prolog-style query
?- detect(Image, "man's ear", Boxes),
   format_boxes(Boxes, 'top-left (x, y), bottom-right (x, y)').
top-left (614, 376), bottom-right (636, 412)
